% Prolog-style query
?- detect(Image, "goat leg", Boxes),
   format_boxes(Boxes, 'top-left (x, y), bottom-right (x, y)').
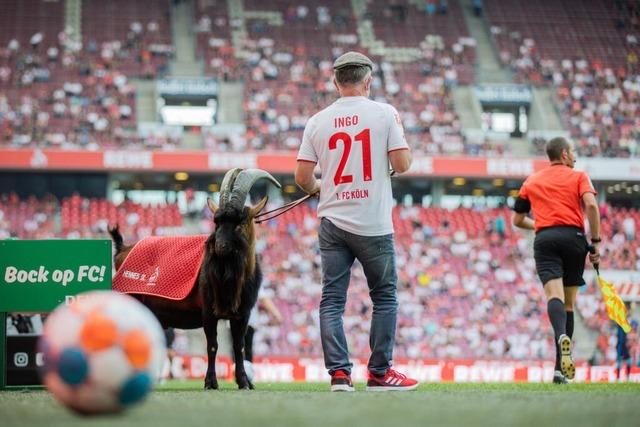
top-left (202, 313), bottom-right (219, 390)
top-left (230, 317), bottom-right (254, 390)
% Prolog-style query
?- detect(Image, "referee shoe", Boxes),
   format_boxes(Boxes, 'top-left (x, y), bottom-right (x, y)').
top-left (553, 370), bottom-right (568, 384)
top-left (558, 334), bottom-right (575, 380)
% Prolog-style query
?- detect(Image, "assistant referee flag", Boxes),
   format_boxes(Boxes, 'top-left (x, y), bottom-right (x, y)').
top-left (596, 274), bottom-right (632, 333)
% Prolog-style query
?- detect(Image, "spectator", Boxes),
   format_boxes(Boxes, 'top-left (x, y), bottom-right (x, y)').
top-left (623, 215), bottom-right (636, 242)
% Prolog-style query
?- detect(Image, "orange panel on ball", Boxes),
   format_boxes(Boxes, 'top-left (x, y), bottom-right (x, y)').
top-left (80, 312), bottom-right (119, 351)
top-left (122, 330), bottom-right (152, 369)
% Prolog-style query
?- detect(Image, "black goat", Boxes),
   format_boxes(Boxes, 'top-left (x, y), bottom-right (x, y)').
top-left (110, 168), bottom-right (280, 389)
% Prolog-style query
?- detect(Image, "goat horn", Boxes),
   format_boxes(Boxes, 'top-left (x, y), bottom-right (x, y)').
top-left (219, 167), bottom-right (243, 208)
top-left (229, 169), bottom-right (281, 210)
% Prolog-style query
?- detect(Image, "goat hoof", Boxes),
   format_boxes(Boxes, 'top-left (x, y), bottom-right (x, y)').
top-left (204, 381), bottom-right (219, 390)
top-left (237, 380), bottom-right (254, 390)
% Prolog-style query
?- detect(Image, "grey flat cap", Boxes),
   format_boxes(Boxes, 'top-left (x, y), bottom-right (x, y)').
top-left (333, 51), bottom-right (374, 70)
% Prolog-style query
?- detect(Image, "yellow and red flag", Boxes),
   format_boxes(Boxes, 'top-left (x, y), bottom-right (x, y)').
top-left (596, 275), bottom-right (632, 333)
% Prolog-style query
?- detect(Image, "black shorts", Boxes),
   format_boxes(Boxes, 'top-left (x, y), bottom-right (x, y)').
top-left (533, 226), bottom-right (589, 287)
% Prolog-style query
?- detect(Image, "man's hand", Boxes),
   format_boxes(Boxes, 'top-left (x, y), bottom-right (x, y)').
top-left (310, 179), bottom-right (321, 197)
top-left (588, 243), bottom-right (601, 265)
top-left (512, 212), bottom-right (535, 230)
top-left (295, 161), bottom-right (321, 195)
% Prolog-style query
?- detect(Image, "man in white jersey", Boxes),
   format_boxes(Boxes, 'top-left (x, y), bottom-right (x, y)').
top-left (295, 51), bottom-right (418, 392)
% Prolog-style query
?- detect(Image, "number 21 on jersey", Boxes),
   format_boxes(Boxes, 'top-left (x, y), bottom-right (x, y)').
top-left (329, 129), bottom-right (372, 186)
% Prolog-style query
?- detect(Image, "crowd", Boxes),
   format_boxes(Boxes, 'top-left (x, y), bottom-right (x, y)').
top-left (1, 0), bottom-right (489, 155)
top-left (252, 203), bottom-right (639, 361)
top-left (4, 193), bottom-right (636, 361)
top-left (196, 0), bottom-right (488, 155)
top-left (4, 1), bottom-right (637, 158)
top-left (488, 0), bottom-right (640, 158)
top-left (0, 193), bottom-right (182, 240)
top-left (576, 205), bottom-right (640, 364)
top-left (492, 27), bottom-right (639, 158)
top-left (0, 8), bottom-right (174, 150)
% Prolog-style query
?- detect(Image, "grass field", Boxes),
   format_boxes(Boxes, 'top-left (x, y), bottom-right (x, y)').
top-left (2, 380), bottom-right (640, 427)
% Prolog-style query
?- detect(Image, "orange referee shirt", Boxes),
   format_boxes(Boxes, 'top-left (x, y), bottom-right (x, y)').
top-left (518, 164), bottom-right (597, 232)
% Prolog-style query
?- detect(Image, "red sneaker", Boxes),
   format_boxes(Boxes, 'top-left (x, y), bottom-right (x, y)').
top-left (330, 370), bottom-right (354, 392)
top-left (366, 368), bottom-right (419, 391)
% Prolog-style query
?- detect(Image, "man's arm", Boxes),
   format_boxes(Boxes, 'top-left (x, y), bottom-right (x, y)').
top-left (295, 160), bottom-right (320, 195)
top-left (389, 149), bottom-right (412, 174)
top-left (582, 192), bottom-right (600, 241)
top-left (512, 212), bottom-right (535, 230)
top-left (511, 196), bottom-right (535, 230)
top-left (259, 296), bottom-right (283, 324)
top-left (582, 191), bottom-right (601, 265)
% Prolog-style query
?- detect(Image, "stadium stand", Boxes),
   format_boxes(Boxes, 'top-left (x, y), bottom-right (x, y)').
top-left (255, 203), bottom-right (639, 360)
top-left (3, 193), bottom-right (637, 361)
top-left (82, 0), bottom-right (173, 78)
top-left (0, 193), bottom-right (182, 240)
top-left (486, 0), bottom-right (637, 68)
top-left (0, 0), bottom-right (173, 150)
top-left (577, 206), bottom-right (640, 364)
top-left (486, 0), bottom-right (640, 157)
top-left (1, 0), bottom-right (637, 157)
top-left (194, 0), bottom-right (479, 153)
top-left (1, 0), bottom-right (639, 374)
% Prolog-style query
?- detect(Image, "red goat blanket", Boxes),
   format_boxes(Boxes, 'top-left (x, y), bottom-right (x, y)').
top-left (112, 235), bottom-right (208, 300)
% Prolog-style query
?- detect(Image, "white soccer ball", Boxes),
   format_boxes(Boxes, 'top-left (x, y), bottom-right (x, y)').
top-left (39, 291), bottom-right (166, 414)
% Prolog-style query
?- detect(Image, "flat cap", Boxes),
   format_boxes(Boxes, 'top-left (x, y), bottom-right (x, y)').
top-left (333, 51), bottom-right (374, 70)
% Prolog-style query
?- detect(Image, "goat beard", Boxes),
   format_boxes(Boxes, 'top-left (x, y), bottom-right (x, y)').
top-left (210, 251), bottom-right (246, 317)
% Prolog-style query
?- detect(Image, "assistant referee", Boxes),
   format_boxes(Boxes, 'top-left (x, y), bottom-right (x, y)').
top-left (512, 137), bottom-right (601, 384)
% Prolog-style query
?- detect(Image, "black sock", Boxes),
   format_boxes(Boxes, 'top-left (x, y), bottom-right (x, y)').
top-left (557, 311), bottom-right (574, 372)
top-left (548, 298), bottom-right (567, 339)
top-left (548, 298), bottom-right (566, 371)
top-left (566, 310), bottom-right (574, 339)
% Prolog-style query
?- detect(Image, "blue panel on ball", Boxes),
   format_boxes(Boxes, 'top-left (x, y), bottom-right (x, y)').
top-left (119, 372), bottom-right (152, 406)
top-left (57, 348), bottom-right (89, 386)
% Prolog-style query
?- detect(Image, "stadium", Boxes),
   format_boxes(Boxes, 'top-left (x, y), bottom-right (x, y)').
top-left (1, 0), bottom-right (639, 425)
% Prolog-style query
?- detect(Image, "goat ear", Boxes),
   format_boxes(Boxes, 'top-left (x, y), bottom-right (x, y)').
top-left (249, 196), bottom-right (268, 217)
top-left (207, 198), bottom-right (218, 214)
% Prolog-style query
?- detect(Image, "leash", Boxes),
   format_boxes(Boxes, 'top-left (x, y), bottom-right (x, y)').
top-left (255, 170), bottom-right (396, 224)
top-left (254, 194), bottom-right (314, 224)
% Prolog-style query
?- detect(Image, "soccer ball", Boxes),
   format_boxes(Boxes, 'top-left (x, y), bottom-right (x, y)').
top-left (39, 291), bottom-right (166, 414)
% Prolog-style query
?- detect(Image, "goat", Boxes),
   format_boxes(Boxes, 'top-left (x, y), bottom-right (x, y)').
top-left (109, 168), bottom-right (281, 390)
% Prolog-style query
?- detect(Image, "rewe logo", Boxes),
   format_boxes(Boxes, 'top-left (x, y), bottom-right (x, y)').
top-left (30, 149), bottom-right (48, 168)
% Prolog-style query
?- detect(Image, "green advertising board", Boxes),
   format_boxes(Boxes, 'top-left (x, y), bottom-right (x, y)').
top-left (0, 239), bottom-right (112, 389)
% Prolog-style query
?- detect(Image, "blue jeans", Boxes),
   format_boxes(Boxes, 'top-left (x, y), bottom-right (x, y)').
top-left (318, 218), bottom-right (398, 376)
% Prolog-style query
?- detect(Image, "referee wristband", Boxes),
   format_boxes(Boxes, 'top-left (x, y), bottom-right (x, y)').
top-left (591, 238), bottom-right (601, 243)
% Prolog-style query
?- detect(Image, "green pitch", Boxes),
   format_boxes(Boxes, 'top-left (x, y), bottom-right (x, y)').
top-left (2, 381), bottom-right (639, 427)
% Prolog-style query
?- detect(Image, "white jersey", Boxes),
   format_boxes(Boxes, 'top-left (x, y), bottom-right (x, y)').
top-left (297, 96), bottom-right (409, 236)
